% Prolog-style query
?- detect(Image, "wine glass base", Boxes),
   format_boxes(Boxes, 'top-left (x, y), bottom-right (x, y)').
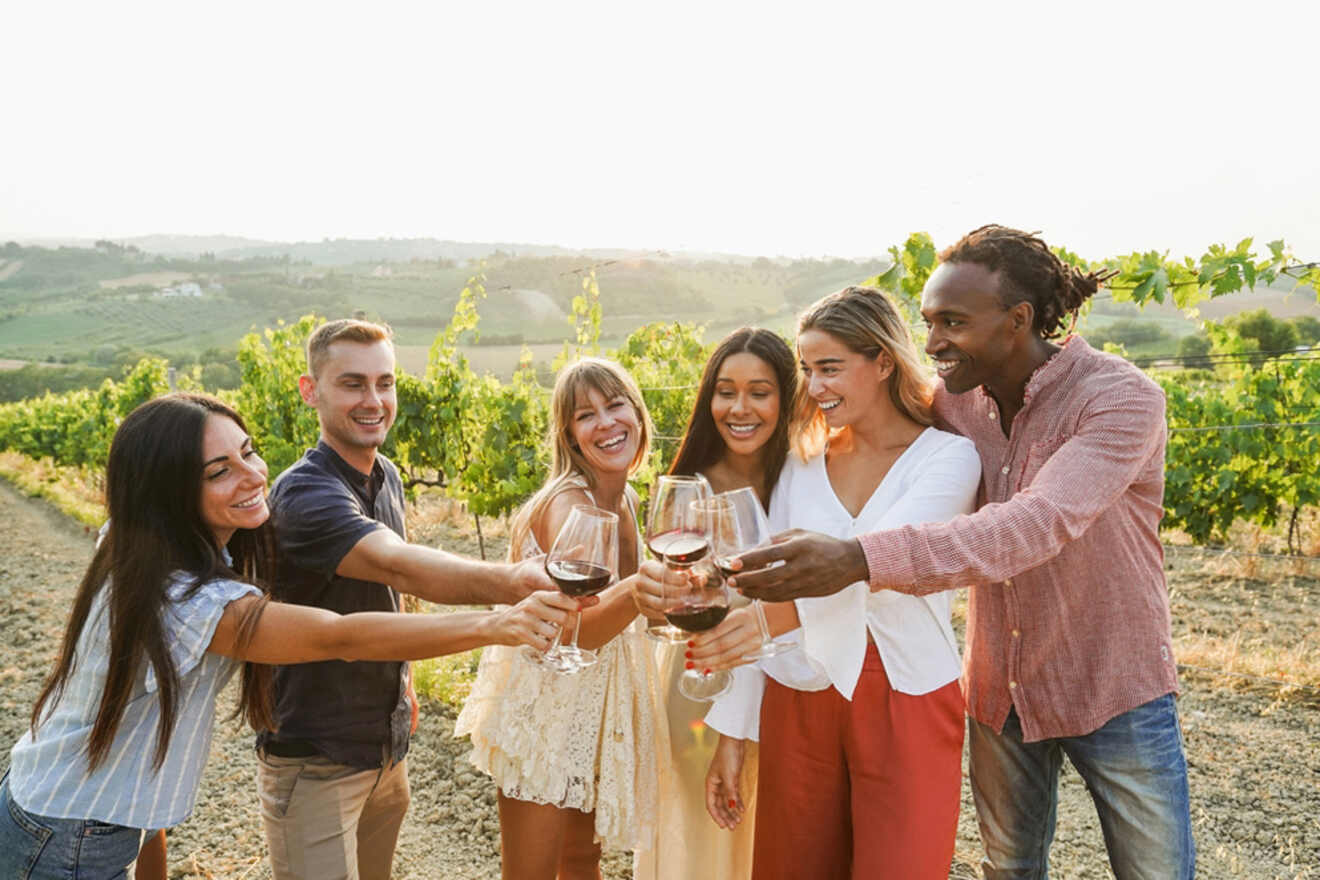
top-left (519, 645), bottom-right (580, 674)
top-left (644, 624), bottom-right (689, 644)
top-left (678, 668), bottom-right (732, 702)
top-left (557, 646), bottom-right (598, 671)
top-left (744, 639), bottom-right (798, 661)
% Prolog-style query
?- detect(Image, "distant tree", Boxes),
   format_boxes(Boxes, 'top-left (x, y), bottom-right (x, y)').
top-left (1224, 308), bottom-right (1299, 353)
top-left (1085, 318), bottom-right (1172, 350)
top-left (1177, 333), bottom-right (1212, 359)
top-left (200, 362), bottom-right (239, 390)
top-left (1289, 315), bottom-right (1320, 347)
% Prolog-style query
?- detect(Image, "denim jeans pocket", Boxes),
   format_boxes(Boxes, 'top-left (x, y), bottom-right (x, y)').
top-left (1, 785), bottom-right (54, 880)
top-left (76, 820), bottom-right (141, 875)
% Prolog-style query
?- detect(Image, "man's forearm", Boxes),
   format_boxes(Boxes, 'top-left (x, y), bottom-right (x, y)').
top-left (392, 545), bottom-right (519, 605)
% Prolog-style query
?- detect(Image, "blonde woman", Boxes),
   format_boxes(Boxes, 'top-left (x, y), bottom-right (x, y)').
top-left (695, 288), bottom-right (982, 879)
top-left (456, 358), bottom-right (669, 880)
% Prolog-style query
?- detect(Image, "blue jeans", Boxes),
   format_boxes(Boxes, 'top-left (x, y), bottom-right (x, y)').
top-left (968, 694), bottom-right (1195, 880)
top-left (0, 772), bottom-right (143, 880)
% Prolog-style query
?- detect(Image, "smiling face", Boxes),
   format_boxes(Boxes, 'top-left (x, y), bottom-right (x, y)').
top-left (199, 413), bottom-right (270, 547)
top-left (710, 352), bottom-right (781, 459)
top-left (568, 384), bottom-right (643, 479)
top-left (920, 261), bottom-right (1020, 395)
top-left (797, 328), bottom-right (893, 430)
top-left (299, 339), bottom-right (397, 469)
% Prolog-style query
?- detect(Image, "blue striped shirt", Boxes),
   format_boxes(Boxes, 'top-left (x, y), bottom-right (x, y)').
top-left (8, 560), bottom-right (257, 829)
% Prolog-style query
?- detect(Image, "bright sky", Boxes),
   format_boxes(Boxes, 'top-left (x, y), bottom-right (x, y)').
top-left (3, 0), bottom-right (1317, 262)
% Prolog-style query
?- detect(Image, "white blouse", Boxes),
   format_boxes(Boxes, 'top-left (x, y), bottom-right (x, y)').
top-left (705, 427), bottom-right (981, 741)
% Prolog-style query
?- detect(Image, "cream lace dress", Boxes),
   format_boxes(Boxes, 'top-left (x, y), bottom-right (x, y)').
top-left (454, 482), bottom-right (669, 850)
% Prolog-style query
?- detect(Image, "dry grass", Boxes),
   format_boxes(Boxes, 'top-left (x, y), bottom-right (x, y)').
top-left (0, 451), bottom-right (104, 527)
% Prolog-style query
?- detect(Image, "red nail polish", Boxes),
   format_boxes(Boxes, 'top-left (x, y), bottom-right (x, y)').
top-left (684, 650), bottom-right (693, 659)
top-left (728, 798), bottom-right (736, 808)
top-left (687, 640), bottom-right (695, 648)
top-left (703, 668), bottom-right (712, 675)
top-left (685, 661), bottom-right (695, 670)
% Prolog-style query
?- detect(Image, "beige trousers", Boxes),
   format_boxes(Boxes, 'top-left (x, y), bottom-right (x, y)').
top-left (257, 751), bottom-right (410, 880)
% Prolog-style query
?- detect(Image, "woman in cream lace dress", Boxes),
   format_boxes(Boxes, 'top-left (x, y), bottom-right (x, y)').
top-left (633, 328), bottom-right (798, 880)
top-left (456, 357), bottom-right (670, 879)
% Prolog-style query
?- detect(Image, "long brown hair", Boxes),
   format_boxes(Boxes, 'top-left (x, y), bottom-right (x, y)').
top-left (508, 358), bottom-right (653, 558)
top-left (30, 393), bottom-right (276, 772)
top-left (668, 328), bottom-right (797, 507)
top-left (792, 287), bottom-right (934, 459)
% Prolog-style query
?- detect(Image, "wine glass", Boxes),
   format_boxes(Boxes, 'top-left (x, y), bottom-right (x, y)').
top-left (522, 504), bottom-right (618, 674)
top-left (665, 507), bottom-right (733, 700)
top-left (710, 486), bottom-right (798, 660)
top-left (644, 474), bottom-right (712, 643)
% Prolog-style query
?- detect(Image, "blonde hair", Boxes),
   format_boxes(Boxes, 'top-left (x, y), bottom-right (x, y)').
top-left (306, 319), bottom-right (393, 378)
top-left (791, 286), bottom-right (933, 459)
top-left (508, 357), bottom-right (653, 557)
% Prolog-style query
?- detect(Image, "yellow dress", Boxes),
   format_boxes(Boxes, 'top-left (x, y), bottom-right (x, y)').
top-left (633, 595), bottom-right (758, 880)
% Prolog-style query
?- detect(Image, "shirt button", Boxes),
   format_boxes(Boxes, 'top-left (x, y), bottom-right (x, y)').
top-left (1004, 579), bottom-right (1013, 588)
top-left (1000, 465), bottom-right (1010, 475)
top-left (988, 410), bottom-right (997, 420)
top-left (1009, 681), bottom-right (1018, 689)
top-left (1012, 629), bottom-right (1020, 638)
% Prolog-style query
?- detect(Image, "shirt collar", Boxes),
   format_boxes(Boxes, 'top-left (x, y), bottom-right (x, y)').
top-left (975, 334), bottom-right (1087, 411)
top-left (315, 439), bottom-right (381, 492)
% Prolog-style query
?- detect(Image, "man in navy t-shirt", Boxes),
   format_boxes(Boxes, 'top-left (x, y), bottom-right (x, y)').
top-left (257, 318), bottom-right (553, 880)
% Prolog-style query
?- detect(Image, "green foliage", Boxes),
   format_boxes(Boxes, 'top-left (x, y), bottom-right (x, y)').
top-left (233, 316), bottom-right (322, 475)
top-left (1160, 351), bottom-right (1320, 547)
top-left (611, 321), bottom-right (708, 494)
top-left (0, 363), bottom-right (119, 403)
top-left (1084, 319), bottom-right (1173, 351)
top-left (1291, 316), bottom-right (1320, 346)
top-left (0, 358), bottom-right (170, 470)
top-left (1223, 308), bottom-right (1300, 354)
top-left (863, 232), bottom-right (937, 322)
top-left (4, 230), bottom-right (1318, 547)
top-left (1177, 333), bottom-right (1212, 359)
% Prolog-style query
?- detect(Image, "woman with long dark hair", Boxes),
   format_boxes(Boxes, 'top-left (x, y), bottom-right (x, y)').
top-left (0, 392), bottom-right (574, 880)
top-left (633, 327), bottom-right (797, 880)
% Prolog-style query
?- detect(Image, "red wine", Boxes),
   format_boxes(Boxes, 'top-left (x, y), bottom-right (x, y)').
top-left (648, 530), bottom-right (709, 564)
top-left (546, 559), bottom-right (613, 597)
top-left (665, 602), bottom-right (729, 632)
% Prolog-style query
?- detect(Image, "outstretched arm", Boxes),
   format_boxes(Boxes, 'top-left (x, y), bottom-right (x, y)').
top-left (337, 529), bottom-right (552, 605)
top-left (207, 590), bottom-right (579, 663)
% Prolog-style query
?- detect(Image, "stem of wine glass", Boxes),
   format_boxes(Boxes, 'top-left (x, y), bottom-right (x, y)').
top-left (751, 599), bottom-right (773, 645)
top-left (545, 618), bottom-right (565, 656)
top-left (567, 609), bottom-right (584, 652)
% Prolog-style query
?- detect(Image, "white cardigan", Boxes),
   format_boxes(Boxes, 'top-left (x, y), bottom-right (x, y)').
top-left (705, 427), bottom-right (981, 741)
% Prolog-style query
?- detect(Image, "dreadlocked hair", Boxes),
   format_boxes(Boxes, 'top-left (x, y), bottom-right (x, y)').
top-left (940, 225), bottom-right (1114, 339)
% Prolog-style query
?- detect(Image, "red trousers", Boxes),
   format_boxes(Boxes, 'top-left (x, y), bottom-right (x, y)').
top-left (751, 643), bottom-right (964, 880)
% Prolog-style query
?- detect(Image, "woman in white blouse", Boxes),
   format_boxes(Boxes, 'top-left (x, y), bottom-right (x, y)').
top-left (0, 393), bottom-right (574, 880)
top-left (692, 287), bottom-right (982, 879)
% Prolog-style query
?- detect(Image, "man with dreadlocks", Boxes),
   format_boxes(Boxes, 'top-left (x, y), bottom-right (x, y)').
top-left (725, 225), bottom-right (1194, 878)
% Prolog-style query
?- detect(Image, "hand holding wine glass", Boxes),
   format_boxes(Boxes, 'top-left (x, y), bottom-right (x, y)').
top-left (710, 486), bottom-right (797, 660)
top-left (644, 474), bottom-right (711, 642)
top-left (522, 505), bottom-right (618, 674)
top-left (491, 590), bottom-right (584, 649)
top-left (665, 555), bottom-right (733, 700)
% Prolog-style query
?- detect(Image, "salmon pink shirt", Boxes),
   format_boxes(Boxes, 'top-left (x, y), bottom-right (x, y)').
top-left (858, 337), bottom-right (1180, 742)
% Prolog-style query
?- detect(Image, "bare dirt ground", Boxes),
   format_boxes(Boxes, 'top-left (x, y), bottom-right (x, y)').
top-left (1, 481), bottom-right (1317, 878)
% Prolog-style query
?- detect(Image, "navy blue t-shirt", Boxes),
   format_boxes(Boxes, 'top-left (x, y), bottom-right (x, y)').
top-left (257, 440), bottom-right (412, 768)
